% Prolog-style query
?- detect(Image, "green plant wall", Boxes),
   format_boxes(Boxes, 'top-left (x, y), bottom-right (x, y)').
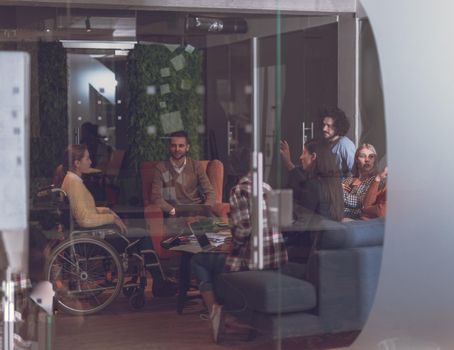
top-left (31, 41), bottom-right (68, 179)
top-left (127, 44), bottom-right (204, 171)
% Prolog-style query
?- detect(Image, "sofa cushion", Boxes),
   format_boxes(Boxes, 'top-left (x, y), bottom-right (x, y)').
top-left (216, 268), bottom-right (316, 314)
top-left (319, 218), bottom-right (384, 250)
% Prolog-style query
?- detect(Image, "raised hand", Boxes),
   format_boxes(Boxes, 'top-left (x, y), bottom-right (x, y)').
top-left (342, 182), bottom-right (352, 192)
top-left (375, 166), bottom-right (388, 182)
top-left (280, 140), bottom-right (295, 170)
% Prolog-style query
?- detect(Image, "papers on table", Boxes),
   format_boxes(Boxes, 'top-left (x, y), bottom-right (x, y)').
top-left (185, 231), bottom-right (230, 247)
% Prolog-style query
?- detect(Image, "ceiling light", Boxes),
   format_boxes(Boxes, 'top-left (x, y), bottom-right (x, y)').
top-left (85, 17), bottom-right (92, 33)
top-left (115, 50), bottom-right (129, 56)
top-left (60, 40), bottom-right (136, 50)
top-left (43, 19), bottom-right (54, 33)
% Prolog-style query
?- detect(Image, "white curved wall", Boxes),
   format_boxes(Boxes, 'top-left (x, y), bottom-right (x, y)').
top-left (352, 1), bottom-right (454, 349)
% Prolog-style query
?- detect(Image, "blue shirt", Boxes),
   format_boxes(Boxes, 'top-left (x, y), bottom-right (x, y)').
top-left (330, 136), bottom-right (355, 178)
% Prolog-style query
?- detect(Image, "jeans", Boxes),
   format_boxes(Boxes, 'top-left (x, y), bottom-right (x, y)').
top-left (191, 253), bottom-right (226, 292)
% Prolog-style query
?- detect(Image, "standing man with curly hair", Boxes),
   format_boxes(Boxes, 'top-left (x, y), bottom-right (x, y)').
top-left (281, 106), bottom-right (356, 178)
top-left (319, 106), bottom-right (356, 177)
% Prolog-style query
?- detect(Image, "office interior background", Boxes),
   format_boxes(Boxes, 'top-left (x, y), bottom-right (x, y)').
top-left (1, 0), bottom-right (454, 349)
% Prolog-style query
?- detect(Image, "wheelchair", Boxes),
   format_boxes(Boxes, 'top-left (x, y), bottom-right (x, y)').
top-left (35, 186), bottom-right (173, 316)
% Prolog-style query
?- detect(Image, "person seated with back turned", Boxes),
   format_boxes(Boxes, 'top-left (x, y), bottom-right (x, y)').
top-left (59, 144), bottom-right (176, 297)
top-left (343, 143), bottom-right (384, 220)
top-left (280, 106), bottom-right (356, 179)
top-left (288, 139), bottom-right (345, 222)
top-left (150, 130), bottom-right (215, 231)
top-left (283, 139), bottom-right (344, 263)
top-left (191, 161), bottom-right (288, 343)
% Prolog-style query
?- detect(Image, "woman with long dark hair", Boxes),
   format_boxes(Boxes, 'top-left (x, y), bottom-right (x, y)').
top-left (288, 139), bottom-right (344, 221)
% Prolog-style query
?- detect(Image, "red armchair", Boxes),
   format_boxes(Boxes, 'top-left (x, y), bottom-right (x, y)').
top-left (140, 160), bottom-right (230, 259)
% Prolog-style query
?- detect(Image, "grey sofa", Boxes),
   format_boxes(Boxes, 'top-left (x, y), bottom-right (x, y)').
top-left (215, 218), bottom-right (384, 339)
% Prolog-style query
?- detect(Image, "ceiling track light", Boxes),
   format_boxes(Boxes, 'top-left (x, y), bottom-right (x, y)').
top-left (185, 15), bottom-right (247, 34)
top-left (43, 19), bottom-right (54, 33)
top-left (85, 16), bottom-right (92, 33)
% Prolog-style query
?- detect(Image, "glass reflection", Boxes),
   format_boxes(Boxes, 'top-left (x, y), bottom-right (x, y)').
top-left (0, 5), bottom-right (386, 349)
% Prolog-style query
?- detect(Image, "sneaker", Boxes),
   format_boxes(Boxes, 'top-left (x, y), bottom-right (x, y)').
top-left (210, 304), bottom-right (224, 343)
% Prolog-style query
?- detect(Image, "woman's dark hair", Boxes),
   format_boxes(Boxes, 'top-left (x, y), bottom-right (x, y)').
top-left (305, 139), bottom-right (344, 221)
top-left (318, 106), bottom-right (350, 137)
top-left (53, 144), bottom-right (87, 187)
top-left (229, 146), bottom-right (251, 178)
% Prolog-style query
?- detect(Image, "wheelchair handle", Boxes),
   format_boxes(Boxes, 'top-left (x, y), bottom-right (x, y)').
top-left (36, 186), bottom-right (67, 198)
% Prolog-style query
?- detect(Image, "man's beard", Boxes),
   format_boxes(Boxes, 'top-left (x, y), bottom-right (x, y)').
top-left (171, 151), bottom-right (187, 161)
top-left (324, 133), bottom-right (335, 141)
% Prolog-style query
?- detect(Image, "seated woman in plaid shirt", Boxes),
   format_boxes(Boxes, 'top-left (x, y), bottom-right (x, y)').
top-left (342, 144), bottom-right (385, 219)
top-left (191, 166), bottom-right (288, 343)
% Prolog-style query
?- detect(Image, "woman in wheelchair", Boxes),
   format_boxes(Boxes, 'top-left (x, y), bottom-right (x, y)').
top-left (60, 144), bottom-right (126, 233)
top-left (56, 145), bottom-right (176, 305)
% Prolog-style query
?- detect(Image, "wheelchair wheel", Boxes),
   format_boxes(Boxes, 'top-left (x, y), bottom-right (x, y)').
top-left (129, 291), bottom-right (145, 310)
top-left (46, 237), bottom-right (124, 315)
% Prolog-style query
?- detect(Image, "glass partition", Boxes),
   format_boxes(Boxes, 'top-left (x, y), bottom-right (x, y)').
top-left (0, 3), bottom-right (386, 349)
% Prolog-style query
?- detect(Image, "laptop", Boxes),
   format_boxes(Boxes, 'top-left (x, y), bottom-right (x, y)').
top-left (174, 204), bottom-right (213, 217)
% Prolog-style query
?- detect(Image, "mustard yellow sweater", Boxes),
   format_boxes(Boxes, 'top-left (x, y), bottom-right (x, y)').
top-left (61, 171), bottom-right (115, 228)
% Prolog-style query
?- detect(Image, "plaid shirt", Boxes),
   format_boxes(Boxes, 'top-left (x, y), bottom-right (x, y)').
top-left (224, 176), bottom-right (288, 272)
top-left (342, 175), bottom-right (376, 219)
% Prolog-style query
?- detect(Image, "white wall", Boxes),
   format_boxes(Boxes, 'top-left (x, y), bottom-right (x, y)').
top-left (0, 52), bottom-right (30, 274)
top-left (352, 1), bottom-right (454, 348)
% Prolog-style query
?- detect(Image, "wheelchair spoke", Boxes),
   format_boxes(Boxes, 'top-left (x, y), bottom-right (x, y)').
top-left (47, 237), bottom-right (124, 315)
top-left (83, 242), bottom-right (97, 262)
top-left (91, 291), bottom-right (101, 306)
top-left (52, 264), bottom-right (81, 279)
top-left (54, 251), bottom-right (83, 270)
